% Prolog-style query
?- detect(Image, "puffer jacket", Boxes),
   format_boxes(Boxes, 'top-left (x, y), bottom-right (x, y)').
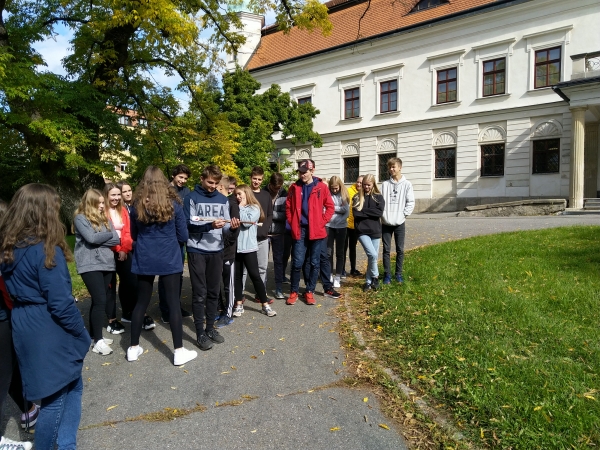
top-left (74, 214), bottom-right (120, 274)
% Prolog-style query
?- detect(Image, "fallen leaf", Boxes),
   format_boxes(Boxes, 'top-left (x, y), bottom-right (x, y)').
top-left (183, 370), bottom-right (189, 374)
top-left (231, 366), bottom-right (237, 370)
top-left (379, 424), bottom-right (389, 430)
top-left (317, 304), bottom-right (322, 308)
top-left (250, 355), bottom-right (257, 359)
top-left (260, 350), bottom-right (265, 355)
top-left (171, 387), bottom-right (177, 390)
top-left (106, 405), bottom-right (118, 411)
top-left (584, 395), bottom-right (596, 400)
top-left (364, 415), bottom-right (368, 422)
top-left (221, 371), bottom-right (230, 374)
top-left (279, 338), bottom-right (285, 341)
top-left (251, 429), bottom-right (257, 433)
top-left (363, 397), bottom-right (368, 402)
top-left (456, 357), bottom-right (465, 362)
top-left (276, 394), bottom-right (284, 397)
top-left (330, 427), bottom-right (340, 432)
top-left (534, 406), bottom-right (542, 411)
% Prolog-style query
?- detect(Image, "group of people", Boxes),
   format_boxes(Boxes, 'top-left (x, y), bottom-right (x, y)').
top-left (0, 156), bottom-right (414, 450)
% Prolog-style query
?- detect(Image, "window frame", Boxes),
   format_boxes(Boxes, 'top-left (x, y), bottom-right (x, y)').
top-left (480, 143), bottom-right (505, 177)
top-left (434, 147), bottom-right (456, 179)
top-left (343, 156), bottom-right (360, 183)
top-left (380, 80), bottom-right (398, 114)
top-left (118, 115), bottom-right (132, 127)
top-left (410, 0), bottom-right (449, 13)
top-left (378, 152), bottom-right (397, 182)
top-left (344, 87), bottom-right (361, 119)
top-left (297, 96), bottom-right (312, 105)
top-left (436, 68), bottom-right (457, 104)
top-left (534, 46), bottom-right (561, 89)
top-left (532, 138), bottom-right (560, 174)
top-left (482, 58), bottom-right (506, 97)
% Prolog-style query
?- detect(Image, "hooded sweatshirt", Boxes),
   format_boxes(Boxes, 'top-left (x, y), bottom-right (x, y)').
top-left (184, 185), bottom-right (231, 254)
top-left (326, 192), bottom-right (350, 229)
top-left (381, 175), bottom-right (415, 226)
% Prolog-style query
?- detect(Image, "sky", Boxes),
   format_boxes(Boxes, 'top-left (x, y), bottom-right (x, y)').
top-left (32, 10), bottom-right (278, 108)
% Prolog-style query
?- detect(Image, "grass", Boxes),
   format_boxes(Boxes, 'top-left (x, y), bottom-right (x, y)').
top-left (65, 235), bottom-right (88, 298)
top-left (359, 226), bottom-right (600, 449)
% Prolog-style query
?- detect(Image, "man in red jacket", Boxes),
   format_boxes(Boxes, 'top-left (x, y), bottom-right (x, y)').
top-left (285, 160), bottom-right (334, 305)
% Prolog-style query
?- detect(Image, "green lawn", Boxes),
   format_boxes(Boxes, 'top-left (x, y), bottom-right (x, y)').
top-left (65, 235), bottom-right (88, 298)
top-left (364, 226), bottom-right (600, 449)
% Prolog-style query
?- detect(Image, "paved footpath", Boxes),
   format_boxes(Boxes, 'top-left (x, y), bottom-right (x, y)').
top-left (2, 213), bottom-right (598, 449)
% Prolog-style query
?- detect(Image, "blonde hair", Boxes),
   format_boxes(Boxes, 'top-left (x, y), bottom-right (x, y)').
top-left (235, 184), bottom-right (265, 223)
top-left (74, 189), bottom-right (110, 232)
top-left (133, 166), bottom-right (181, 223)
top-left (353, 174), bottom-right (381, 211)
top-left (0, 184), bottom-right (72, 268)
top-left (328, 176), bottom-right (350, 205)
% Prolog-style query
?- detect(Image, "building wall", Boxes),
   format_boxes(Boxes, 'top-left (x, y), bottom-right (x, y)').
top-left (250, 0), bottom-right (600, 211)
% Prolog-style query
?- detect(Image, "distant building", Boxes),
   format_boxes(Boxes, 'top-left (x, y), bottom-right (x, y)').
top-left (232, 0), bottom-right (600, 211)
top-left (104, 108), bottom-right (146, 180)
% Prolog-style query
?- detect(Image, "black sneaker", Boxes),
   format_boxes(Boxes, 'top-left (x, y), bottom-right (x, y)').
top-left (143, 316), bottom-right (156, 330)
top-left (161, 314), bottom-right (169, 324)
top-left (362, 283), bottom-right (372, 293)
top-left (107, 320), bottom-right (125, 335)
top-left (196, 334), bottom-right (214, 351)
top-left (206, 329), bottom-right (225, 344)
top-left (372, 278), bottom-right (380, 291)
top-left (351, 270), bottom-right (362, 277)
top-left (120, 313), bottom-right (132, 323)
top-left (181, 309), bottom-right (192, 318)
top-left (324, 289), bottom-right (342, 299)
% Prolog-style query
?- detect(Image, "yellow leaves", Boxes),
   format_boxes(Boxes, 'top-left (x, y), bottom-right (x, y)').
top-left (533, 406), bottom-right (543, 411)
top-left (584, 395), bottom-right (596, 401)
top-left (363, 397), bottom-right (368, 402)
top-left (251, 429), bottom-right (257, 433)
top-left (171, 387), bottom-right (177, 390)
top-left (525, 270), bottom-right (533, 277)
top-left (378, 423), bottom-right (390, 430)
top-left (250, 355), bottom-right (257, 359)
top-left (456, 357), bottom-right (466, 362)
top-left (106, 405), bottom-right (118, 411)
top-left (330, 426), bottom-right (341, 432)
top-left (101, 362), bottom-right (111, 366)
top-left (260, 350), bottom-right (265, 355)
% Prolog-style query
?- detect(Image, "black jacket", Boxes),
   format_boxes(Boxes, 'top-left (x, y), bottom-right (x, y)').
top-left (223, 196), bottom-right (240, 261)
top-left (352, 193), bottom-right (385, 238)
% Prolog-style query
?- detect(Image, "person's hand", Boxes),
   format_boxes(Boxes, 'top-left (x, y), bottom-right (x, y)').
top-left (230, 217), bottom-right (240, 229)
top-left (118, 251), bottom-right (127, 261)
top-left (212, 219), bottom-right (226, 229)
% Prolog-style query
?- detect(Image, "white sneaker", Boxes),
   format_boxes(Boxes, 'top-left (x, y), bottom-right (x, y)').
top-left (0, 436), bottom-right (33, 450)
top-left (92, 339), bottom-right (113, 355)
top-left (333, 276), bottom-right (341, 288)
top-left (233, 305), bottom-right (244, 317)
top-left (262, 305), bottom-right (277, 317)
top-left (127, 346), bottom-right (143, 362)
top-left (173, 347), bottom-right (198, 366)
top-left (103, 338), bottom-right (114, 345)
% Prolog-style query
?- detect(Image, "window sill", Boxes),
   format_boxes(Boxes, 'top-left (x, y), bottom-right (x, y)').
top-left (480, 175), bottom-right (505, 178)
top-left (433, 177), bottom-right (455, 180)
top-left (527, 86), bottom-right (554, 93)
top-left (340, 117), bottom-right (363, 122)
top-left (532, 172), bottom-right (560, 175)
top-left (375, 111), bottom-right (401, 117)
top-left (476, 93), bottom-right (510, 101)
top-left (431, 101), bottom-right (461, 108)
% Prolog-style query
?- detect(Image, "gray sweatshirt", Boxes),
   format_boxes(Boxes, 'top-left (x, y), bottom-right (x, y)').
top-left (326, 192), bottom-right (350, 229)
top-left (74, 214), bottom-right (120, 274)
top-left (381, 176), bottom-right (415, 226)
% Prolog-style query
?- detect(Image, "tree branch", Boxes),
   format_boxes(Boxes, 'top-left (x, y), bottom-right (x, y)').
top-left (41, 17), bottom-right (90, 27)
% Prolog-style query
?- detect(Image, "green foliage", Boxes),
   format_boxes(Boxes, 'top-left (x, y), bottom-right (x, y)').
top-left (365, 226), bottom-right (600, 448)
top-left (222, 68), bottom-right (322, 184)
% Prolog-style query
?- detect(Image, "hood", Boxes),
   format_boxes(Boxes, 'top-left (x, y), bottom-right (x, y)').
top-left (194, 184), bottom-right (218, 197)
top-left (0, 244), bottom-right (31, 276)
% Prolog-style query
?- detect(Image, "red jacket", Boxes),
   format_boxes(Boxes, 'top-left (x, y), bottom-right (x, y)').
top-left (110, 206), bottom-right (133, 254)
top-left (286, 178), bottom-right (334, 240)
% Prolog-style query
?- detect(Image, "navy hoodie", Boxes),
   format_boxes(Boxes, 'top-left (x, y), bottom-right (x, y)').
top-left (184, 185), bottom-right (231, 254)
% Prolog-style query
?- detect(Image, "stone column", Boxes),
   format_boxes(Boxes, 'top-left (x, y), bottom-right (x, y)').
top-left (569, 107), bottom-right (587, 209)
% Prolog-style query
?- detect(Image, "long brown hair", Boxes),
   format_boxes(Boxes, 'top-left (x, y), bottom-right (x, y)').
top-left (133, 166), bottom-right (181, 223)
top-left (328, 176), bottom-right (350, 205)
top-left (103, 182), bottom-right (124, 212)
top-left (353, 174), bottom-right (381, 211)
top-left (0, 184), bottom-right (73, 268)
top-left (235, 184), bottom-right (265, 223)
top-left (74, 189), bottom-right (110, 232)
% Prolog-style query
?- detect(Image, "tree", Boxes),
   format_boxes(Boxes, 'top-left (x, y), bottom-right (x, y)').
top-left (0, 0), bottom-right (331, 206)
top-left (222, 68), bottom-right (322, 184)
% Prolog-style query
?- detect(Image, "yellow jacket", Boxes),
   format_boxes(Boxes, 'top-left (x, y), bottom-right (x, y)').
top-left (347, 184), bottom-right (358, 229)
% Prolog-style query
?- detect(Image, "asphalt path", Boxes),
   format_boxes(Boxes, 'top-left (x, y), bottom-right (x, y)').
top-left (2, 213), bottom-right (598, 449)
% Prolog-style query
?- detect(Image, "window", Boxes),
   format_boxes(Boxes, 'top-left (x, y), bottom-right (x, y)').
top-left (481, 144), bottom-right (504, 176)
top-left (437, 68), bottom-right (457, 104)
top-left (380, 80), bottom-right (397, 113)
top-left (344, 88), bottom-right (360, 119)
top-left (137, 118), bottom-right (148, 127)
top-left (435, 148), bottom-right (455, 178)
top-left (411, 0), bottom-right (448, 13)
top-left (118, 115), bottom-right (132, 126)
top-left (378, 153), bottom-right (396, 182)
top-left (535, 47), bottom-right (561, 88)
top-left (532, 139), bottom-right (560, 174)
top-left (483, 58), bottom-right (505, 97)
top-left (298, 96), bottom-right (312, 105)
top-left (119, 162), bottom-right (128, 172)
top-left (344, 157), bottom-right (359, 183)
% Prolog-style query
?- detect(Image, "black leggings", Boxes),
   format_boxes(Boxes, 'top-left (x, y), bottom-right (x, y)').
top-left (327, 227), bottom-right (347, 276)
top-left (80, 271), bottom-right (113, 342)
top-left (235, 252), bottom-right (267, 303)
top-left (0, 320), bottom-right (32, 415)
top-left (108, 254), bottom-right (137, 319)
top-left (344, 227), bottom-right (359, 272)
top-left (131, 274), bottom-right (182, 348)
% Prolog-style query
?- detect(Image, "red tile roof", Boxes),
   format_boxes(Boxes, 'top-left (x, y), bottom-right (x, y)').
top-left (247, 0), bottom-right (503, 71)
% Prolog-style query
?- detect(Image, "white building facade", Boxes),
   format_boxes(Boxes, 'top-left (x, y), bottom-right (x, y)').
top-left (241, 0), bottom-right (600, 211)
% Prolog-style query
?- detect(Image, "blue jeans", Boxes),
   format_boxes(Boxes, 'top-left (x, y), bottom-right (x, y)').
top-left (358, 235), bottom-right (381, 284)
top-left (302, 237), bottom-right (332, 291)
top-left (36, 375), bottom-right (83, 450)
top-left (291, 227), bottom-right (324, 293)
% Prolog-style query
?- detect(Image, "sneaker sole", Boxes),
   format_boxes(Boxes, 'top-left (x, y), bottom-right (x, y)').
top-left (324, 293), bottom-right (341, 299)
top-left (92, 348), bottom-right (113, 356)
top-left (262, 311), bottom-right (277, 317)
top-left (144, 325), bottom-right (156, 330)
top-left (107, 328), bottom-right (125, 335)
